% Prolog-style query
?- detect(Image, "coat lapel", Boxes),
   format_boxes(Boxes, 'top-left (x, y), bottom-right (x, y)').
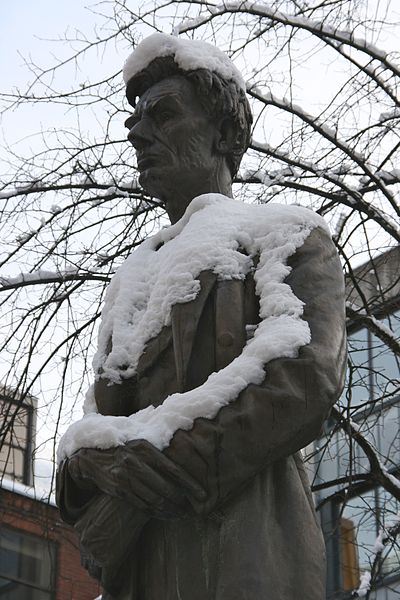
top-left (171, 271), bottom-right (217, 391)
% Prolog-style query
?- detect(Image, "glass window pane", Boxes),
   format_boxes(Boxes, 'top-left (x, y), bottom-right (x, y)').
top-left (342, 492), bottom-right (378, 573)
top-left (0, 446), bottom-right (25, 481)
top-left (336, 429), bottom-right (355, 479)
top-left (354, 411), bottom-right (382, 475)
top-left (313, 433), bottom-right (338, 483)
top-left (0, 577), bottom-right (51, 600)
top-left (370, 324), bottom-right (400, 400)
top-left (377, 404), bottom-right (400, 467)
top-left (343, 328), bottom-right (372, 408)
top-left (0, 529), bottom-right (55, 592)
top-left (377, 489), bottom-right (400, 579)
top-left (386, 310), bottom-right (400, 338)
top-left (0, 404), bottom-right (29, 446)
top-left (0, 446), bottom-right (15, 478)
top-left (12, 419), bottom-right (28, 446)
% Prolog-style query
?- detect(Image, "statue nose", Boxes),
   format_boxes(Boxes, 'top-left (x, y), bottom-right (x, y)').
top-left (128, 119), bottom-right (153, 150)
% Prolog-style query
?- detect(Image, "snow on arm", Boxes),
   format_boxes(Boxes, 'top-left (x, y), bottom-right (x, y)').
top-left (58, 195), bottom-right (329, 462)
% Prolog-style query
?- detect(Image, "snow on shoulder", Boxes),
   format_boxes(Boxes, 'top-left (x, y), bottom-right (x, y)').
top-left (123, 33), bottom-right (246, 91)
top-left (58, 195), bottom-right (329, 462)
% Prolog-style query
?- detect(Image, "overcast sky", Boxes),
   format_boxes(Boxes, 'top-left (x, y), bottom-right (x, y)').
top-left (2, 1), bottom-right (88, 83)
top-left (1, 1), bottom-right (120, 156)
top-left (1, 1), bottom-right (114, 490)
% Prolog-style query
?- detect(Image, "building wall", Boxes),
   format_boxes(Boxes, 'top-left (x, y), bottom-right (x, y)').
top-left (346, 246), bottom-right (400, 310)
top-left (0, 486), bottom-right (100, 600)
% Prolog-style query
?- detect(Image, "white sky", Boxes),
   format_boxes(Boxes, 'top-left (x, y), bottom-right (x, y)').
top-left (1, 1), bottom-right (90, 85)
top-left (0, 0), bottom-right (127, 164)
top-left (1, 1), bottom-right (115, 489)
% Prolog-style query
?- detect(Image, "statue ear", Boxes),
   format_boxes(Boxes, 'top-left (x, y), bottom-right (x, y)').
top-left (214, 118), bottom-right (237, 155)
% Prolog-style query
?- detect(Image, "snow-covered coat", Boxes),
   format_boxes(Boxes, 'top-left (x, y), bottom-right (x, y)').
top-left (57, 201), bottom-right (346, 600)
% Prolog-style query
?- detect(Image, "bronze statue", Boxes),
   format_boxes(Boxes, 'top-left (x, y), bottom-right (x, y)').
top-left (57, 33), bottom-right (347, 600)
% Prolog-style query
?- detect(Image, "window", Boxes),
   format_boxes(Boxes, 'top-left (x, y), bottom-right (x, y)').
top-left (342, 310), bottom-right (400, 410)
top-left (0, 393), bottom-right (36, 485)
top-left (0, 528), bottom-right (56, 600)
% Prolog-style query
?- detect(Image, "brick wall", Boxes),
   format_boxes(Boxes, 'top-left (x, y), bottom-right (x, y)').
top-left (0, 487), bottom-right (101, 600)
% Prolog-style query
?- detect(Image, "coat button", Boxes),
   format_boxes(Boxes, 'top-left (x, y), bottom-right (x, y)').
top-left (218, 332), bottom-right (234, 347)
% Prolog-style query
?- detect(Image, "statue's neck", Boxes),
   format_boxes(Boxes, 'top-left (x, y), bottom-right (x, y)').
top-left (162, 161), bottom-right (233, 224)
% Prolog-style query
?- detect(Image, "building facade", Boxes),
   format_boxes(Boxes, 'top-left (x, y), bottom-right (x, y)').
top-left (310, 246), bottom-right (400, 599)
top-left (0, 386), bottom-right (100, 600)
top-left (0, 481), bottom-right (100, 599)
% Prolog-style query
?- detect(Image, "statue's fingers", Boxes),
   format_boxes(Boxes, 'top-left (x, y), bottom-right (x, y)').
top-left (127, 441), bottom-right (206, 501)
top-left (73, 446), bottom-right (122, 479)
top-left (121, 453), bottom-right (187, 507)
top-left (115, 474), bottom-right (185, 517)
top-left (161, 461), bottom-right (207, 501)
top-left (71, 453), bottom-right (120, 495)
top-left (75, 450), bottom-right (186, 515)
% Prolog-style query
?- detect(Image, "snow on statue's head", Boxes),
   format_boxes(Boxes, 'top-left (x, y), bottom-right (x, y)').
top-left (123, 33), bottom-right (252, 178)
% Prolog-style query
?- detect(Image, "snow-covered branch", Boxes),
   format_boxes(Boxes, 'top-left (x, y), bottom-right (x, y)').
top-left (177, 2), bottom-right (400, 78)
top-left (0, 269), bottom-right (111, 292)
top-left (248, 88), bottom-right (399, 217)
top-left (331, 406), bottom-right (400, 502)
top-left (0, 180), bottom-right (142, 200)
top-left (346, 306), bottom-right (400, 358)
top-left (353, 518), bottom-right (400, 598)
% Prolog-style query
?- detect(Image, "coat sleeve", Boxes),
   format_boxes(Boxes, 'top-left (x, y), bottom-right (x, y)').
top-left (56, 459), bottom-right (149, 594)
top-left (163, 226), bottom-right (347, 514)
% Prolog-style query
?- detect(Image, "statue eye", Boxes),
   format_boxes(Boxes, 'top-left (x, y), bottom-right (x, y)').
top-left (158, 110), bottom-right (174, 124)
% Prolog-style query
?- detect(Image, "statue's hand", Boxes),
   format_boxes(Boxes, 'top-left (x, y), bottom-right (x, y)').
top-left (68, 440), bottom-right (206, 518)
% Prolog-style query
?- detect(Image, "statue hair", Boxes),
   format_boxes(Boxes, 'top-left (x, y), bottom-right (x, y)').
top-left (125, 56), bottom-right (253, 177)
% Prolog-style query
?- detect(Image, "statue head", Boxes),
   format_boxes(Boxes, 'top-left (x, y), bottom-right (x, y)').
top-left (123, 34), bottom-right (253, 222)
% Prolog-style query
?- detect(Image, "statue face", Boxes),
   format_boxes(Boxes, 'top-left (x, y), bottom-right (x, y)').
top-left (126, 76), bottom-right (219, 201)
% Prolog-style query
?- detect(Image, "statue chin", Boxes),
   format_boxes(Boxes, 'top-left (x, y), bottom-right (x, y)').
top-left (138, 168), bottom-right (168, 200)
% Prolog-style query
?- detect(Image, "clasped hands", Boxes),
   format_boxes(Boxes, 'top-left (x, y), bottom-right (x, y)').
top-left (67, 439), bottom-right (206, 519)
